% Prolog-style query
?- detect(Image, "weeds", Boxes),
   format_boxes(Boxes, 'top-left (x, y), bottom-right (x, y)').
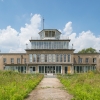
top-left (0, 71), bottom-right (43, 100)
top-left (58, 71), bottom-right (100, 100)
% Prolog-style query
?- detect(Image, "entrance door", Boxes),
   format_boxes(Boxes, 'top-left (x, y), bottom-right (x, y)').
top-left (46, 66), bottom-right (55, 74)
top-left (47, 66), bottom-right (52, 73)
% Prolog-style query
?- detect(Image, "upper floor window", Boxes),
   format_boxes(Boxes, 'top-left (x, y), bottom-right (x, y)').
top-left (68, 54), bottom-right (70, 62)
top-left (45, 54), bottom-right (48, 62)
top-left (45, 31), bottom-right (48, 37)
top-left (56, 54), bottom-right (59, 62)
top-left (45, 31), bottom-right (55, 37)
top-left (17, 58), bottom-right (20, 63)
top-left (85, 58), bottom-right (89, 63)
top-left (29, 54), bottom-right (32, 62)
top-left (33, 54), bottom-right (37, 62)
top-left (11, 58), bottom-right (14, 63)
top-left (37, 54), bottom-right (40, 62)
top-left (78, 56), bottom-right (82, 63)
top-left (79, 58), bottom-right (82, 63)
top-left (60, 54), bottom-right (63, 62)
top-left (64, 54), bottom-right (66, 62)
top-left (24, 58), bottom-right (26, 63)
top-left (93, 58), bottom-right (96, 63)
top-left (3, 58), bottom-right (6, 63)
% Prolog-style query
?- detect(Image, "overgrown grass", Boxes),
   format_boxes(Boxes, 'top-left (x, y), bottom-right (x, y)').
top-left (0, 71), bottom-right (43, 100)
top-left (58, 71), bottom-right (100, 100)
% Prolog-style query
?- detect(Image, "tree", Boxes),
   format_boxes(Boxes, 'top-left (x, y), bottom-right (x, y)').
top-left (78, 47), bottom-right (97, 53)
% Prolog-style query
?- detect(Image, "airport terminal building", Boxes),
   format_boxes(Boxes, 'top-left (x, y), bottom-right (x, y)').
top-left (0, 29), bottom-right (100, 74)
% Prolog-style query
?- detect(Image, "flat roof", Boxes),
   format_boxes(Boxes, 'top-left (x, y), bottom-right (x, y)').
top-left (0, 53), bottom-right (26, 55)
top-left (25, 49), bottom-right (75, 51)
top-left (29, 39), bottom-right (70, 42)
top-left (38, 29), bottom-right (62, 34)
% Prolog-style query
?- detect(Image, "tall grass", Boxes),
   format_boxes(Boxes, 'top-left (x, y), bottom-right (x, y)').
top-left (0, 71), bottom-right (43, 100)
top-left (58, 71), bottom-right (100, 100)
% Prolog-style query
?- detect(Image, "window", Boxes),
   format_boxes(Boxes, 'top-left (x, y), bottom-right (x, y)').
top-left (44, 41), bottom-right (46, 49)
top-left (56, 54), bottom-right (59, 62)
top-left (41, 54), bottom-right (44, 62)
top-left (33, 54), bottom-right (37, 62)
top-left (3, 58), bottom-right (6, 63)
top-left (68, 54), bottom-right (70, 62)
top-left (64, 54), bottom-right (66, 62)
top-left (78, 56), bottom-right (82, 63)
top-left (49, 31), bottom-right (52, 37)
top-left (93, 58), bottom-right (96, 63)
top-left (52, 31), bottom-right (55, 37)
top-left (11, 58), bottom-right (14, 63)
top-left (49, 42), bottom-right (51, 49)
top-left (39, 66), bottom-right (44, 73)
top-left (24, 58), bottom-right (26, 63)
top-left (56, 66), bottom-right (61, 73)
top-left (29, 54), bottom-right (32, 62)
top-left (37, 54), bottom-right (40, 62)
top-left (60, 54), bottom-right (63, 62)
top-left (64, 41), bottom-right (66, 49)
top-left (48, 54), bottom-right (52, 62)
top-left (52, 54), bottom-right (55, 62)
top-left (45, 31), bottom-right (48, 37)
top-left (85, 58), bottom-right (89, 63)
top-left (79, 58), bottom-right (82, 63)
top-left (45, 54), bottom-right (48, 62)
top-left (17, 58), bottom-right (20, 64)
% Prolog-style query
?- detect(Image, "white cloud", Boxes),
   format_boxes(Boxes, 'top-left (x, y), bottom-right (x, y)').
top-left (0, 14), bottom-right (100, 53)
top-left (0, 14), bottom-right (41, 53)
top-left (62, 22), bottom-right (100, 52)
top-left (19, 14), bottom-right (41, 49)
top-left (0, 26), bottom-right (19, 49)
top-left (63, 21), bottom-right (72, 35)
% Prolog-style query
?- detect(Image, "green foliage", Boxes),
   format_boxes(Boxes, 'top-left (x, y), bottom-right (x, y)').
top-left (78, 47), bottom-right (97, 53)
top-left (0, 71), bottom-right (43, 100)
top-left (58, 72), bottom-right (100, 100)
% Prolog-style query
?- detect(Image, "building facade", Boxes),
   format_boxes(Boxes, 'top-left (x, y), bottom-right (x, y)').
top-left (0, 29), bottom-right (100, 74)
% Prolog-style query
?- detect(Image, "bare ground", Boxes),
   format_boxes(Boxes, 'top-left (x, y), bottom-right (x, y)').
top-left (25, 77), bottom-right (73, 100)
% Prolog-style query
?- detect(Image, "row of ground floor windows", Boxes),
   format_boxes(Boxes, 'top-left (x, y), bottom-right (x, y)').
top-left (4, 66), bottom-right (96, 74)
top-left (73, 66), bottom-right (96, 73)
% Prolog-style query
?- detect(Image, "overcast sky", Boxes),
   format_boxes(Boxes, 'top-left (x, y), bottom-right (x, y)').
top-left (0, 0), bottom-right (100, 53)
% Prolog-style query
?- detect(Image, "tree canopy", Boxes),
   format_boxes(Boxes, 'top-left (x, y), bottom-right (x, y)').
top-left (78, 47), bottom-right (97, 53)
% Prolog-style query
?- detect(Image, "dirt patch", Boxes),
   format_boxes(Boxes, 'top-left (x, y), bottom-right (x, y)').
top-left (25, 78), bottom-right (73, 100)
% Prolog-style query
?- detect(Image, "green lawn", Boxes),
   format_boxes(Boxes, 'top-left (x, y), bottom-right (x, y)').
top-left (58, 71), bottom-right (100, 100)
top-left (0, 71), bottom-right (43, 100)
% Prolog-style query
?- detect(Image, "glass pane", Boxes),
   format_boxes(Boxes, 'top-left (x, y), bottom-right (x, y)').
top-left (52, 31), bottom-right (55, 37)
top-left (29, 54), bottom-right (32, 62)
top-left (45, 31), bottom-right (48, 37)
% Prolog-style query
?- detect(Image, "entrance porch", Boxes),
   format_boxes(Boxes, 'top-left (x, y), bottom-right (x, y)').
top-left (38, 66), bottom-right (62, 74)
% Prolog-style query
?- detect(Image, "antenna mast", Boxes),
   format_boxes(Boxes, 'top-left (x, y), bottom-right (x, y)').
top-left (43, 18), bottom-right (44, 29)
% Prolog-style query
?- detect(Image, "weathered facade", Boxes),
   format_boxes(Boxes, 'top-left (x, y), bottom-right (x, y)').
top-left (0, 29), bottom-right (100, 74)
